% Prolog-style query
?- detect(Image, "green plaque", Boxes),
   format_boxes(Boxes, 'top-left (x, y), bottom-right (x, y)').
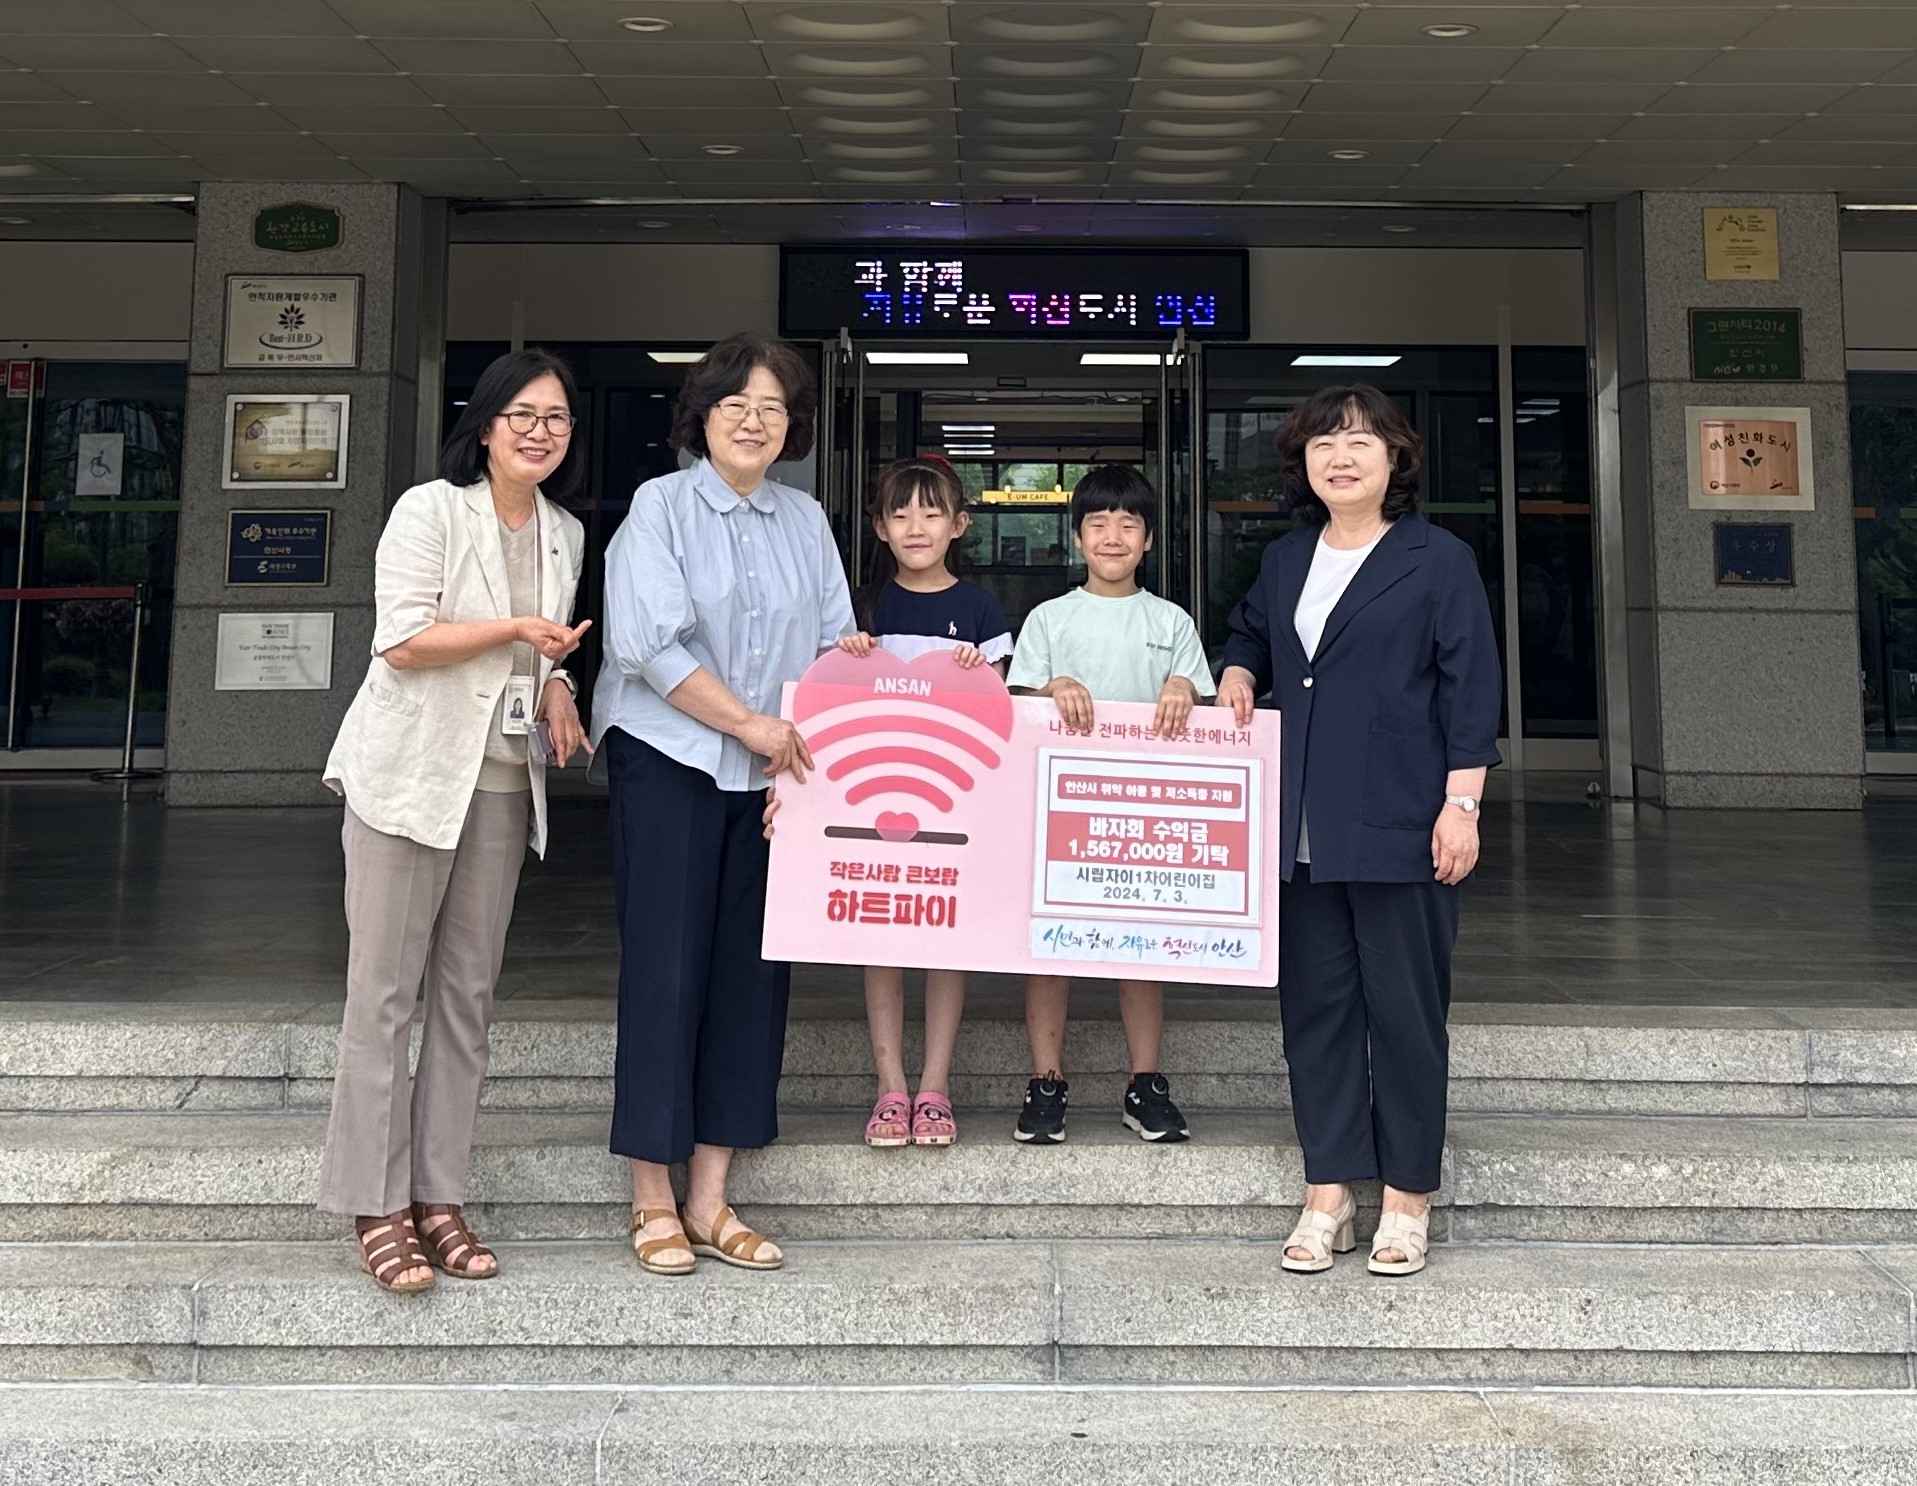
top-left (1689, 308), bottom-right (1802, 382)
top-left (253, 202), bottom-right (342, 254)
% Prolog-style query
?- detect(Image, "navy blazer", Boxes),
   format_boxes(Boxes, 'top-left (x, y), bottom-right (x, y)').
top-left (1219, 514), bottom-right (1503, 884)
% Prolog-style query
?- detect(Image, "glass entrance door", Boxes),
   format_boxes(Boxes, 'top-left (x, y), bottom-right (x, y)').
top-left (0, 360), bottom-right (184, 763)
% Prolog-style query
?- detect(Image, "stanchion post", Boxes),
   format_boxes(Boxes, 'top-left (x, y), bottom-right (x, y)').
top-left (93, 582), bottom-right (159, 784)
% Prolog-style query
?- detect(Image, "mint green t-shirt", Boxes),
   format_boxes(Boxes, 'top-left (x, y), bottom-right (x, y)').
top-left (1006, 587), bottom-right (1214, 705)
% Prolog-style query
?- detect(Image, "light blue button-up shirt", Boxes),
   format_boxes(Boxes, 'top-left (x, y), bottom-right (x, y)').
top-left (591, 458), bottom-right (855, 792)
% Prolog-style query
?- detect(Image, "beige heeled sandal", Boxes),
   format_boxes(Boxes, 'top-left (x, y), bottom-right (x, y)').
top-left (1367, 1207), bottom-right (1431, 1276)
top-left (1279, 1190), bottom-right (1357, 1274)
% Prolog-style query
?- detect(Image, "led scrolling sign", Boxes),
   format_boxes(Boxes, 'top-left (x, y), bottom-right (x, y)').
top-left (780, 247), bottom-right (1250, 342)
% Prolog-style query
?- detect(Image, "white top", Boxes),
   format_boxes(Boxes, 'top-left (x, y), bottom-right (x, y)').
top-left (322, 479), bottom-right (585, 857)
top-left (1292, 527), bottom-right (1385, 865)
top-left (1006, 587), bottom-right (1213, 706)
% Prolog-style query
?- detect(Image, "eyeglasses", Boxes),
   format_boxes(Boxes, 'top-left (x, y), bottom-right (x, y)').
top-left (500, 409), bottom-right (576, 437)
top-left (713, 398), bottom-right (789, 425)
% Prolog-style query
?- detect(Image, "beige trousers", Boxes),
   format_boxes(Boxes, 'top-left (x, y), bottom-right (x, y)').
top-left (316, 791), bottom-right (528, 1217)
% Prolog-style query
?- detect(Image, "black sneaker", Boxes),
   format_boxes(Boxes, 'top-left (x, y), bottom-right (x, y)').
top-left (1123, 1072), bottom-right (1189, 1143)
top-left (1014, 1076), bottom-right (1069, 1144)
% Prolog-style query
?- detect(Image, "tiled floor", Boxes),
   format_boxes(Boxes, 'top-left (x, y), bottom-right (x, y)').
top-left (3, 776), bottom-right (1914, 1009)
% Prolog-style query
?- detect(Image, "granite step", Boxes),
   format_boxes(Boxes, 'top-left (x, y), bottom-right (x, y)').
top-left (1, 1108), bottom-right (1912, 1244)
top-left (0, 1237), bottom-right (1910, 1389)
top-left (2, 999), bottom-right (1910, 1117)
top-left (2, 1384), bottom-right (1916, 1485)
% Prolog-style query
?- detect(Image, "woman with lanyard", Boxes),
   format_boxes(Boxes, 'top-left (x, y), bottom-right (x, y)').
top-left (319, 349), bottom-right (590, 1292)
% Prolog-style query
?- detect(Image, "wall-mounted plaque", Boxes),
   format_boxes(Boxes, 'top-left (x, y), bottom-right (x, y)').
top-left (226, 510), bottom-right (332, 587)
top-left (223, 394), bottom-right (349, 490)
top-left (1703, 208), bottom-right (1780, 281)
top-left (223, 274), bottom-right (361, 368)
top-left (1685, 405), bottom-right (1814, 512)
top-left (1689, 308), bottom-right (1802, 381)
top-left (214, 612), bottom-right (334, 691)
top-left (1715, 522), bottom-right (1794, 587)
top-left (254, 202), bottom-right (342, 254)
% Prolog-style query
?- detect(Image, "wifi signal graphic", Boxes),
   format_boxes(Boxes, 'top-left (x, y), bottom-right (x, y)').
top-left (791, 650), bottom-right (1015, 845)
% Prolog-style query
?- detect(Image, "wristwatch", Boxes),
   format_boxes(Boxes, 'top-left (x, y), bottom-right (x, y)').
top-left (1444, 794), bottom-right (1480, 815)
top-left (550, 668), bottom-right (579, 700)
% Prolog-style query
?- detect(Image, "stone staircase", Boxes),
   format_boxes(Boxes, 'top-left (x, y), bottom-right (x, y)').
top-left (0, 993), bottom-right (1914, 1483)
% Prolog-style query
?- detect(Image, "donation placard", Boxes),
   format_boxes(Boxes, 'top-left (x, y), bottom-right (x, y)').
top-left (763, 649), bottom-right (1280, 986)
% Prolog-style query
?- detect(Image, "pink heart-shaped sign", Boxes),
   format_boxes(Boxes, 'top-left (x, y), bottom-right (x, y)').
top-left (874, 811), bottom-right (919, 843)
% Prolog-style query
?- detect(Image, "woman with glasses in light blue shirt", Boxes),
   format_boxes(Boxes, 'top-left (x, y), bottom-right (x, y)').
top-left (591, 332), bottom-right (854, 1276)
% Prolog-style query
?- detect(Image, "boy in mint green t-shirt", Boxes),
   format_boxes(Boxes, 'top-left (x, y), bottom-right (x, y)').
top-left (1005, 466), bottom-right (1216, 1146)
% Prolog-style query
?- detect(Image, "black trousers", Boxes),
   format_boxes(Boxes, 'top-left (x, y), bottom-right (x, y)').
top-left (606, 730), bottom-right (790, 1165)
top-left (1278, 864), bottom-right (1460, 1193)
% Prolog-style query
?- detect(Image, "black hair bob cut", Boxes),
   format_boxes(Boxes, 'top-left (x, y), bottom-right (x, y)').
top-left (1069, 463), bottom-right (1158, 539)
top-left (439, 348), bottom-right (585, 500)
top-left (668, 332), bottom-right (818, 464)
top-left (1274, 383), bottom-right (1424, 524)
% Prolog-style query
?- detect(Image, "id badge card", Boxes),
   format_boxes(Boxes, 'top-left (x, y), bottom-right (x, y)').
top-left (501, 675), bottom-right (536, 736)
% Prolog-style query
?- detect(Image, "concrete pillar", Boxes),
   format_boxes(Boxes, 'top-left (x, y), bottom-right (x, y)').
top-left (164, 183), bottom-right (447, 806)
top-left (1609, 192), bottom-right (1864, 809)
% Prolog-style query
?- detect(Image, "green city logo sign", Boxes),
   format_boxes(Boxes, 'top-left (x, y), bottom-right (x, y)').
top-left (254, 202), bottom-right (343, 254)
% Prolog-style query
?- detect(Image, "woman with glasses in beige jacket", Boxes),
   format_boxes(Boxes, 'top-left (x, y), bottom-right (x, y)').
top-left (318, 349), bottom-right (590, 1293)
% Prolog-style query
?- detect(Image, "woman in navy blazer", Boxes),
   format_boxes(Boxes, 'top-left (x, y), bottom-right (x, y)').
top-left (1218, 384), bottom-right (1501, 1278)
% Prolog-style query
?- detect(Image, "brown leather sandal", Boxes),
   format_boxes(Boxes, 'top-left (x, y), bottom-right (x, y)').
top-left (679, 1203), bottom-right (782, 1271)
top-left (411, 1202), bottom-right (498, 1280)
top-left (355, 1211), bottom-right (436, 1293)
top-left (629, 1207), bottom-right (696, 1276)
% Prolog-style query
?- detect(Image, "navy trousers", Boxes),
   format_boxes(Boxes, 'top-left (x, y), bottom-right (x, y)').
top-left (1278, 864), bottom-right (1460, 1193)
top-left (606, 730), bottom-right (790, 1165)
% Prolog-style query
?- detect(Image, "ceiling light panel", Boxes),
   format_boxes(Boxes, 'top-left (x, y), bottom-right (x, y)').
top-left (793, 111), bottom-right (939, 136)
top-left (953, 45), bottom-right (1135, 80)
top-left (1144, 84), bottom-right (1302, 113)
top-left (761, 45), bottom-right (948, 78)
top-left (955, 6), bottom-right (1144, 45)
top-left (1133, 116), bottom-right (1271, 139)
top-left (1140, 48), bottom-right (1323, 82)
top-left (959, 81), bottom-right (1133, 112)
top-left (763, 4), bottom-right (929, 43)
top-left (1163, 10), bottom-right (1336, 46)
top-left (972, 113), bottom-right (1116, 138)
top-left (786, 81), bottom-right (944, 108)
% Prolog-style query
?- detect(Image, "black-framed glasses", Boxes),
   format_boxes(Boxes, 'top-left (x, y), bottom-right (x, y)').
top-left (501, 409), bottom-right (576, 436)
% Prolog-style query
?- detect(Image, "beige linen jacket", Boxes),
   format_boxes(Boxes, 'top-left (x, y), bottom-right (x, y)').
top-left (323, 478), bottom-right (586, 856)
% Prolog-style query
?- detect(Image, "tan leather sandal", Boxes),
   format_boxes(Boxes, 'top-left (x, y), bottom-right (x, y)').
top-left (629, 1207), bottom-right (696, 1276)
top-left (679, 1203), bottom-right (782, 1271)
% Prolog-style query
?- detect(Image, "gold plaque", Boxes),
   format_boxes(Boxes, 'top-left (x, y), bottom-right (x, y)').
top-left (222, 394), bottom-right (350, 490)
top-left (1703, 208), bottom-right (1780, 282)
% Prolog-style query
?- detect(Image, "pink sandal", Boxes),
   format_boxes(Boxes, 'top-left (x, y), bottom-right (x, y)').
top-left (865, 1091), bottom-right (911, 1147)
top-left (911, 1091), bottom-right (958, 1147)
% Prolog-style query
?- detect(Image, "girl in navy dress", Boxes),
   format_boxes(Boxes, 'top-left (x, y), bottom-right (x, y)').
top-left (837, 458), bottom-right (1012, 1148)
